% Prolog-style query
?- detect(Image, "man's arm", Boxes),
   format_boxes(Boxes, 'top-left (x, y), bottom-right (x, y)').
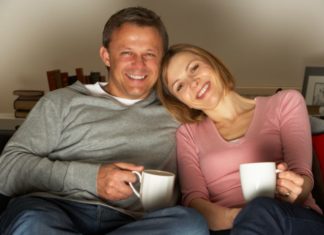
top-left (0, 97), bottom-right (100, 196)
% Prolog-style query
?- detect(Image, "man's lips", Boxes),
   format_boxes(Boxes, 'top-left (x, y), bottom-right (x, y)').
top-left (127, 73), bottom-right (147, 80)
top-left (197, 82), bottom-right (210, 99)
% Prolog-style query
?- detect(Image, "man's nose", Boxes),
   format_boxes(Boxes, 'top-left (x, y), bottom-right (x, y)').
top-left (132, 55), bottom-right (146, 67)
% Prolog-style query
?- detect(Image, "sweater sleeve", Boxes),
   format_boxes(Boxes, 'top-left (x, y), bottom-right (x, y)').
top-left (279, 90), bottom-right (313, 181)
top-left (176, 124), bottom-right (210, 206)
top-left (0, 96), bottom-right (100, 197)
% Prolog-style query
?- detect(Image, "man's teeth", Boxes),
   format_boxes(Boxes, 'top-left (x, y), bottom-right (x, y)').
top-left (129, 74), bottom-right (145, 80)
top-left (198, 83), bottom-right (209, 97)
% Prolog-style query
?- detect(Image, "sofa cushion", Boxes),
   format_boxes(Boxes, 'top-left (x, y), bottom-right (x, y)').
top-left (312, 134), bottom-right (324, 183)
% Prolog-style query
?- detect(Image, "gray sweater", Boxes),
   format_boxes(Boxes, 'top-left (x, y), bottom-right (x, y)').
top-left (0, 81), bottom-right (179, 216)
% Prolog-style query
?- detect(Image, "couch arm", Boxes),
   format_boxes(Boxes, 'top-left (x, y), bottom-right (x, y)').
top-left (312, 151), bottom-right (324, 211)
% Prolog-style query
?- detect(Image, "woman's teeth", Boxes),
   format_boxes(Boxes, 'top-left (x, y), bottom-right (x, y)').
top-left (197, 83), bottom-right (209, 98)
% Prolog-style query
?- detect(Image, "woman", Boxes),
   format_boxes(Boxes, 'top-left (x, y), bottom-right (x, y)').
top-left (157, 43), bottom-right (324, 234)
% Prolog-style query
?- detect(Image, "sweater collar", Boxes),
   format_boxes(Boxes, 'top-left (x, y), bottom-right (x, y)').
top-left (68, 81), bottom-right (158, 106)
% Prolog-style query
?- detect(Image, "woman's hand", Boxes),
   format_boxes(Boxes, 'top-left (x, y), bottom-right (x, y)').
top-left (276, 162), bottom-right (309, 203)
top-left (189, 198), bottom-right (241, 231)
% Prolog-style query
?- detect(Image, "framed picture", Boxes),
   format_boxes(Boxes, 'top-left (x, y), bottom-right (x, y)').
top-left (302, 67), bottom-right (324, 105)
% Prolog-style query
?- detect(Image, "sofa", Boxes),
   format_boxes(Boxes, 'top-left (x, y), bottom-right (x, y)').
top-left (1, 117), bottom-right (324, 215)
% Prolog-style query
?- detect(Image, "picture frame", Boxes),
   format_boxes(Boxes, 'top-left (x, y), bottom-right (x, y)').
top-left (302, 67), bottom-right (324, 105)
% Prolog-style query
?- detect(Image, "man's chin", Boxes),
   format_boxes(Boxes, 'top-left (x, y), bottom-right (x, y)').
top-left (126, 86), bottom-right (155, 99)
top-left (127, 90), bottom-right (151, 99)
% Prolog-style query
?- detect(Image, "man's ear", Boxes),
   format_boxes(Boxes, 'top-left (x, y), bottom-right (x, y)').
top-left (99, 46), bottom-right (110, 67)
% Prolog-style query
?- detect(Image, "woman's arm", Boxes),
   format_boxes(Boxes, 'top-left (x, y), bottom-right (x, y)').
top-left (276, 90), bottom-right (314, 203)
top-left (176, 124), bottom-right (241, 230)
top-left (189, 198), bottom-right (241, 231)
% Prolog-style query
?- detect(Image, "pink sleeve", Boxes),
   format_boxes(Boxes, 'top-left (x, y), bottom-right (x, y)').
top-left (176, 125), bottom-right (210, 206)
top-left (279, 90), bottom-right (313, 182)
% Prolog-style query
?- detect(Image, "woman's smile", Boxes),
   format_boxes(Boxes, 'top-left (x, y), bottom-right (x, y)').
top-left (196, 81), bottom-right (210, 99)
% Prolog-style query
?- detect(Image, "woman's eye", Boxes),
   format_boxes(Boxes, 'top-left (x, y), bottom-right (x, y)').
top-left (191, 64), bottom-right (199, 72)
top-left (176, 83), bottom-right (183, 92)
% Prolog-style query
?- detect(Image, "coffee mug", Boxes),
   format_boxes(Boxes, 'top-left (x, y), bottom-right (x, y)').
top-left (129, 169), bottom-right (175, 211)
top-left (240, 162), bottom-right (281, 202)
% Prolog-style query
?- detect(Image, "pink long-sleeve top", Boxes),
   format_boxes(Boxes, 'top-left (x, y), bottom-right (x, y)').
top-left (176, 90), bottom-right (322, 214)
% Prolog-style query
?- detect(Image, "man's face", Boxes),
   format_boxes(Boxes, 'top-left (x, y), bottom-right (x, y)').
top-left (100, 23), bottom-right (164, 99)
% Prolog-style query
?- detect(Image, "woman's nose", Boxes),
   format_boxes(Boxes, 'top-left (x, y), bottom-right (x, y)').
top-left (190, 77), bottom-right (200, 88)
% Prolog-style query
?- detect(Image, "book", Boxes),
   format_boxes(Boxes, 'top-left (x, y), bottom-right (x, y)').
top-left (88, 72), bottom-right (101, 84)
top-left (14, 110), bottom-right (29, 119)
top-left (68, 75), bottom-right (77, 85)
top-left (14, 95), bottom-right (43, 101)
top-left (100, 75), bottom-right (106, 82)
top-left (13, 98), bottom-right (39, 111)
top-left (61, 72), bottom-right (69, 87)
top-left (75, 68), bottom-right (86, 83)
top-left (47, 70), bottom-right (61, 91)
top-left (13, 90), bottom-right (44, 97)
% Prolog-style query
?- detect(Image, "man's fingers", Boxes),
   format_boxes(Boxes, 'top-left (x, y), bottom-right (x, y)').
top-left (114, 162), bottom-right (144, 171)
top-left (97, 163), bottom-right (141, 201)
top-left (104, 181), bottom-right (135, 200)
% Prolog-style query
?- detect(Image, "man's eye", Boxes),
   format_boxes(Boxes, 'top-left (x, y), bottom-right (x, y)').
top-left (121, 51), bottom-right (132, 56)
top-left (144, 53), bottom-right (156, 59)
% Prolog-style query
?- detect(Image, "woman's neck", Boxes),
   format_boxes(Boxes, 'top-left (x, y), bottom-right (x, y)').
top-left (204, 91), bottom-right (255, 124)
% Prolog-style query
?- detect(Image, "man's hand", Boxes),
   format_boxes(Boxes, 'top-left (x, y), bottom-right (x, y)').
top-left (97, 162), bottom-right (144, 201)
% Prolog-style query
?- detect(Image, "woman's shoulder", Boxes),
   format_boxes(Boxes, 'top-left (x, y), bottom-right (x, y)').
top-left (254, 90), bottom-right (306, 119)
top-left (274, 89), bottom-right (303, 99)
top-left (259, 89), bottom-right (304, 106)
top-left (177, 118), bottom-right (211, 135)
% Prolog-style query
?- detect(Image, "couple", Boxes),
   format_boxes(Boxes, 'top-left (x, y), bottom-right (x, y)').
top-left (0, 6), bottom-right (324, 235)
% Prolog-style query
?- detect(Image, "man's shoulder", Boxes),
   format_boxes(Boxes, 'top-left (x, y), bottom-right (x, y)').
top-left (45, 82), bottom-right (90, 101)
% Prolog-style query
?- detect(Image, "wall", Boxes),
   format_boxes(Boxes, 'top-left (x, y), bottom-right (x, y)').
top-left (0, 0), bottom-right (323, 114)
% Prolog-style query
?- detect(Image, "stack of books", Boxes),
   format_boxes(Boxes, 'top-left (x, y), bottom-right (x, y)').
top-left (13, 90), bottom-right (44, 118)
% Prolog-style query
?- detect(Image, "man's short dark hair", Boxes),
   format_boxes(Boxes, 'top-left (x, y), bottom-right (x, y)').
top-left (102, 6), bottom-right (169, 54)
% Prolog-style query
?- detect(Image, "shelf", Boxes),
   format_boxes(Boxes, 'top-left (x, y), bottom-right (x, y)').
top-left (0, 113), bottom-right (24, 130)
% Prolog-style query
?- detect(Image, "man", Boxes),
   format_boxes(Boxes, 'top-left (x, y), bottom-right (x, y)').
top-left (0, 7), bottom-right (208, 235)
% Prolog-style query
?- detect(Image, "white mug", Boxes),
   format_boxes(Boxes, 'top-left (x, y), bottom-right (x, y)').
top-left (129, 169), bottom-right (175, 211)
top-left (240, 162), bottom-right (281, 202)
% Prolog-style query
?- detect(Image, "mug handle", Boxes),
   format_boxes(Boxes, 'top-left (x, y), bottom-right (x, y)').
top-left (128, 171), bottom-right (142, 198)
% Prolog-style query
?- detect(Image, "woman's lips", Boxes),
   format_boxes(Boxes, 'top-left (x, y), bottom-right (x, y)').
top-left (197, 82), bottom-right (210, 99)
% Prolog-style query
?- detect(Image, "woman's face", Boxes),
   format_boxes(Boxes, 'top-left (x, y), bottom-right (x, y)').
top-left (165, 51), bottom-right (225, 111)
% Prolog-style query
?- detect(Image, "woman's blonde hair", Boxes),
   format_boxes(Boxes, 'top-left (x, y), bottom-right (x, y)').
top-left (157, 43), bottom-right (236, 123)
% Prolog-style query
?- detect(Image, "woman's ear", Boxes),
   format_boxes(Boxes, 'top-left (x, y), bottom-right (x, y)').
top-left (99, 46), bottom-right (110, 67)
